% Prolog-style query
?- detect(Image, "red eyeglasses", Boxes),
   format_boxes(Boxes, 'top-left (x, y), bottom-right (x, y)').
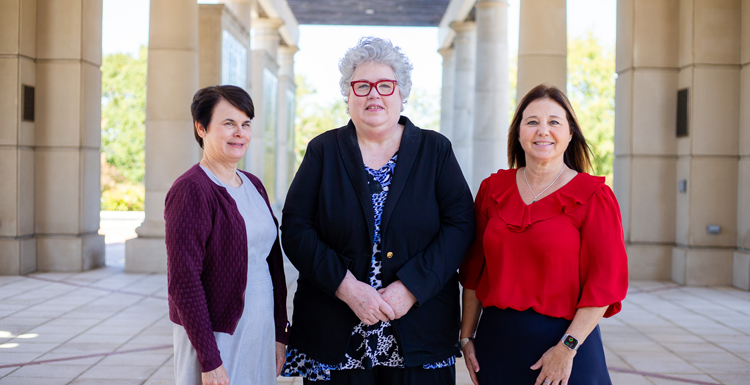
top-left (350, 80), bottom-right (398, 97)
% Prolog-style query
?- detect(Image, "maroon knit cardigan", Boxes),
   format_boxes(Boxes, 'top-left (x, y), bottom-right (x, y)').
top-left (165, 164), bottom-right (290, 372)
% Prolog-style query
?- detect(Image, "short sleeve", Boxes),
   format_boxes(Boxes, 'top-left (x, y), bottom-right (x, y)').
top-left (577, 185), bottom-right (629, 317)
top-left (459, 177), bottom-right (491, 290)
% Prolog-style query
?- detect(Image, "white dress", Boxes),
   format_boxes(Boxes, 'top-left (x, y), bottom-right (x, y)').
top-left (173, 167), bottom-right (277, 385)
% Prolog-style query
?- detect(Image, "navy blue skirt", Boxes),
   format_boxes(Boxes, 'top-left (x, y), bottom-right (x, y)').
top-left (473, 307), bottom-right (612, 385)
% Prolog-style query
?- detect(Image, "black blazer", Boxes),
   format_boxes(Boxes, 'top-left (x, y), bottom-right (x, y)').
top-left (281, 116), bottom-right (475, 366)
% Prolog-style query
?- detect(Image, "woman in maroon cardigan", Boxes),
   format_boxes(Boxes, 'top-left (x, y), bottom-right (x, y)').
top-left (165, 85), bottom-right (290, 385)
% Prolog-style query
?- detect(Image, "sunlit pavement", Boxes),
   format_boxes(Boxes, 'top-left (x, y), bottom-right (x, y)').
top-left (2, 240), bottom-right (750, 384)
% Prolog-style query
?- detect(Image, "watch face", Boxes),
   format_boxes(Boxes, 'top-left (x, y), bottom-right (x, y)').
top-left (564, 336), bottom-right (579, 350)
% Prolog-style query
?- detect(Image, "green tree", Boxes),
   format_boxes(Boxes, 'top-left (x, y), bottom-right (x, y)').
top-left (567, 32), bottom-right (616, 183)
top-left (294, 74), bottom-right (350, 164)
top-left (404, 86), bottom-right (440, 132)
top-left (100, 46), bottom-right (147, 210)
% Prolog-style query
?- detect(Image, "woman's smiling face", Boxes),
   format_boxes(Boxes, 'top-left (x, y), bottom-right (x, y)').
top-left (519, 97), bottom-right (572, 165)
top-left (347, 61), bottom-right (403, 132)
top-left (196, 98), bottom-right (252, 165)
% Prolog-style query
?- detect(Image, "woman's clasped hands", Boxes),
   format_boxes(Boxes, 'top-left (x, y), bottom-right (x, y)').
top-left (335, 271), bottom-right (416, 325)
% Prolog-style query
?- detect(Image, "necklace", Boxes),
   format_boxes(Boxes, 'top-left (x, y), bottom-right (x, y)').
top-left (524, 164), bottom-right (566, 203)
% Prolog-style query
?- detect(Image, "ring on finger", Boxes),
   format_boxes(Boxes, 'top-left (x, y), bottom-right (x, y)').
top-left (543, 380), bottom-right (552, 385)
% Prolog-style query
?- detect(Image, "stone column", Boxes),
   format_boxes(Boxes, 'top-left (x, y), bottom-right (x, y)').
top-left (32, 0), bottom-right (105, 271)
top-left (672, 0), bottom-right (740, 286)
top-left (220, 0), bottom-right (253, 94)
top-left (516, 0), bottom-right (566, 100)
top-left (737, 0), bottom-right (750, 289)
top-left (276, 45), bottom-right (298, 206)
top-left (614, 0), bottom-right (679, 280)
top-left (0, 0), bottom-right (37, 274)
top-left (438, 47), bottom-right (455, 141)
top-left (125, 0), bottom-right (199, 273)
top-left (450, 21), bottom-right (477, 187)
top-left (250, 17), bottom-right (283, 204)
top-left (221, 0), bottom-right (253, 30)
top-left (473, 0), bottom-right (509, 193)
top-left (198, 4), bottom-right (250, 91)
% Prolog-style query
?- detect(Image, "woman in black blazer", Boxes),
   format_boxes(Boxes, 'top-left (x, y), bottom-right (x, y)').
top-left (280, 37), bottom-right (475, 385)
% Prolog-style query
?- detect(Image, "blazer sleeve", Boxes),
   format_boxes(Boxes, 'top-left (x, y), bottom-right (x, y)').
top-left (459, 177), bottom-right (491, 290)
top-left (396, 141), bottom-right (476, 305)
top-left (281, 140), bottom-right (352, 298)
top-left (165, 179), bottom-right (223, 372)
top-left (577, 185), bottom-right (629, 317)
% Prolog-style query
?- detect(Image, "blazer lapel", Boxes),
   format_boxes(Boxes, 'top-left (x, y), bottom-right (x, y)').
top-left (337, 120), bottom-right (375, 244)
top-left (380, 116), bottom-right (421, 234)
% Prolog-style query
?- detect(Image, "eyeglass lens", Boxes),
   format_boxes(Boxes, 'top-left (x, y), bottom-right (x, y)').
top-left (352, 81), bottom-right (396, 97)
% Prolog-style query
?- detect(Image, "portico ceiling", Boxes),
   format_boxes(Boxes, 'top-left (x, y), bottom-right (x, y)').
top-left (286, 0), bottom-right (452, 26)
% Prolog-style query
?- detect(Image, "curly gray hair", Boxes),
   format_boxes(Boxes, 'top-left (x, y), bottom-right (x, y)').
top-left (338, 37), bottom-right (413, 110)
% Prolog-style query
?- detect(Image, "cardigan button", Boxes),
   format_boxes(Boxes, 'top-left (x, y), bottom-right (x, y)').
top-left (386, 252), bottom-right (393, 259)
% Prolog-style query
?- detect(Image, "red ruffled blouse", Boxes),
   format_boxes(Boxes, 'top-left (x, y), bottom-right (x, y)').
top-left (459, 169), bottom-right (629, 321)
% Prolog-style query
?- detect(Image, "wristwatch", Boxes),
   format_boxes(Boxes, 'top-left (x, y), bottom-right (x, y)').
top-left (560, 334), bottom-right (580, 351)
top-left (459, 337), bottom-right (474, 349)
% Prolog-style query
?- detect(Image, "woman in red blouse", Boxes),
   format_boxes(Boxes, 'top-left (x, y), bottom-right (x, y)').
top-left (459, 84), bottom-right (628, 385)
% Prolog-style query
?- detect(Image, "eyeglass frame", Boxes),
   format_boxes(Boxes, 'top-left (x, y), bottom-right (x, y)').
top-left (349, 79), bottom-right (399, 97)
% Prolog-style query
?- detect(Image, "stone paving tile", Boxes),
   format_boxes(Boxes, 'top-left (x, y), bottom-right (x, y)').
top-left (31, 352), bottom-right (102, 366)
top-left (5, 363), bottom-right (93, 379)
top-left (66, 332), bottom-right (134, 345)
top-left (609, 372), bottom-right (656, 384)
top-left (713, 374), bottom-right (750, 385)
top-left (51, 342), bottom-right (122, 355)
top-left (0, 377), bottom-right (70, 385)
top-left (96, 352), bottom-right (172, 367)
top-left (143, 380), bottom-right (175, 385)
top-left (0, 342), bottom-right (58, 354)
top-left (69, 380), bottom-right (143, 385)
top-left (77, 364), bottom-right (159, 381)
top-left (648, 374), bottom-right (721, 384)
top-left (0, 352), bottom-right (39, 366)
top-left (147, 364), bottom-right (175, 380)
top-left (0, 369), bottom-right (14, 379)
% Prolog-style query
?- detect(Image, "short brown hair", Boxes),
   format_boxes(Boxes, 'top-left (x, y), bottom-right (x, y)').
top-left (507, 84), bottom-right (593, 173)
top-left (191, 85), bottom-right (254, 149)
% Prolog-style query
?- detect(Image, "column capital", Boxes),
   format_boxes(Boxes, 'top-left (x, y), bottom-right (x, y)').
top-left (252, 17), bottom-right (284, 34)
top-left (438, 47), bottom-right (455, 58)
top-left (278, 44), bottom-right (300, 57)
top-left (449, 20), bottom-right (477, 34)
top-left (277, 45), bottom-right (299, 77)
top-left (252, 17), bottom-right (284, 59)
top-left (476, 0), bottom-right (510, 7)
top-left (220, 0), bottom-right (255, 31)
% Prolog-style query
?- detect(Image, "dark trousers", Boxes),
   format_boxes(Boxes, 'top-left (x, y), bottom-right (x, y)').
top-left (474, 307), bottom-right (612, 385)
top-left (302, 365), bottom-right (456, 385)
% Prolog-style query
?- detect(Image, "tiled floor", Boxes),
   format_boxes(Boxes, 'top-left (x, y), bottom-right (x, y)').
top-left (2, 242), bottom-right (750, 384)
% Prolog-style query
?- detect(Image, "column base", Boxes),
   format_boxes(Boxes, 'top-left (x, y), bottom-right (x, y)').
top-left (626, 244), bottom-right (672, 280)
top-left (0, 238), bottom-right (37, 275)
top-left (37, 234), bottom-right (105, 272)
top-left (125, 237), bottom-right (167, 273)
top-left (672, 246), bottom-right (733, 285)
top-left (733, 251), bottom-right (750, 290)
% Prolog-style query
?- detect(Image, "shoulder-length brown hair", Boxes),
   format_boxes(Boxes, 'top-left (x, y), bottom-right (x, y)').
top-left (507, 84), bottom-right (593, 174)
